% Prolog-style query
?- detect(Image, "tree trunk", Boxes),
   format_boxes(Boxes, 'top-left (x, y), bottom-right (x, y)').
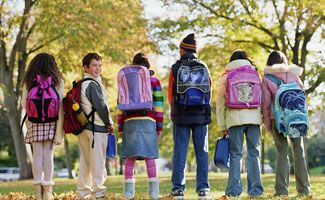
top-left (5, 92), bottom-right (33, 179)
top-left (106, 158), bottom-right (111, 176)
top-left (64, 135), bottom-right (74, 179)
top-left (119, 158), bottom-right (124, 175)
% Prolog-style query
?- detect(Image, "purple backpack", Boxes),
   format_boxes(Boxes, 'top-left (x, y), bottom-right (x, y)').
top-left (117, 65), bottom-right (152, 111)
top-left (25, 75), bottom-right (60, 123)
top-left (225, 65), bottom-right (261, 108)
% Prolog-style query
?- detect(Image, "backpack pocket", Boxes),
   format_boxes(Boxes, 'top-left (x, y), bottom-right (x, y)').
top-left (27, 99), bottom-right (40, 118)
top-left (271, 104), bottom-right (286, 133)
top-left (284, 109), bottom-right (308, 138)
top-left (179, 88), bottom-right (209, 106)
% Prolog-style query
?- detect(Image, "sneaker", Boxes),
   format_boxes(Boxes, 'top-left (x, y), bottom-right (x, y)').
top-left (197, 190), bottom-right (211, 200)
top-left (171, 189), bottom-right (184, 199)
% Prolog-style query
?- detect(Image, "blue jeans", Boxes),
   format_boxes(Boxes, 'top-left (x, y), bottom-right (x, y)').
top-left (225, 124), bottom-right (263, 197)
top-left (171, 124), bottom-right (210, 192)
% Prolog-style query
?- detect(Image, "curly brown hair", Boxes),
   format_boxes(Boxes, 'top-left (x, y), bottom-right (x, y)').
top-left (23, 53), bottom-right (64, 90)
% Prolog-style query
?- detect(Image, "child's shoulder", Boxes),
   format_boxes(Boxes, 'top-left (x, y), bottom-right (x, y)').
top-left (150, 76), bottom-right (161, 85)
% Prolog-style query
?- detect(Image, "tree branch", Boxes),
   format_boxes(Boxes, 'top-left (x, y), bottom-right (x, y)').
top-left (305, 69), bottom-right (325, 94)
top-left (292, 2), bottom-right (303, 65)
top-left (271, 0), bottom-right (281, 23)
top-left (8, 0), bottom-right (34, 70)
top-left (202, 32), bottom-right (276, 50)
top-left (192, 0), bottom-right (277, 38)
top-left (27, 35), bottom-right (63, 55)
top-left (232, 39), bottom-right (276, 50)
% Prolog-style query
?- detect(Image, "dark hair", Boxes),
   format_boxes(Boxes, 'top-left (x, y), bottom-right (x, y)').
top-left (132, 52), bottom-right (150, 69)
top-left (23, 53), bottom-right (63, 90)
top-left (267, 50), bottom-right (288, 66)
top-left (229, 49), bottom-right (255, 66)
top-left (82, 53), bottom-right (102, 67)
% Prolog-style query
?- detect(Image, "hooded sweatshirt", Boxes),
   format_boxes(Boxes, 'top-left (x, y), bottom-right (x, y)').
top-left (216, 59), bottom-right (262, 130)
top-left (261, 63), bottom-right (304, 132)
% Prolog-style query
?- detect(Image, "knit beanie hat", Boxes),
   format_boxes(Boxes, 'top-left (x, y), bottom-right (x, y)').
top-left (180, 33), bottom-right (197, 53)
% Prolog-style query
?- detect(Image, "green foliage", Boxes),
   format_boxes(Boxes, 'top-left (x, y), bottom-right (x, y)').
top-left (307, 135), bottom-right (325, 168)
top-left (151, 0), bottom-right (325, 96)
top-left (0, 108), bottom-right (17, 167)
top-left (310, 166), bottom-right (325, 175)
top-left (54, 140), bottom-right (79, 170)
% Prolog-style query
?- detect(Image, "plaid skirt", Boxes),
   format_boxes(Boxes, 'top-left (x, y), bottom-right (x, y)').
top-left (25, 121), bottom-right (56, 144)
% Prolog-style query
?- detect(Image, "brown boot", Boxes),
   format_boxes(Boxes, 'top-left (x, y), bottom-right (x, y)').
top-left (33, 183), bottom-right (43, 200)
top-left (42, 185), bottom-right (54, 200)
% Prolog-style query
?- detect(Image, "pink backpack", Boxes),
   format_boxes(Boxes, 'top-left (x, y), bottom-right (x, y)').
top-left (225, 65), bottom-right (261, 108)
top-left (25, 75), bottom-right (60, 123)
top-left (117, 65), bottom-right (152, 111)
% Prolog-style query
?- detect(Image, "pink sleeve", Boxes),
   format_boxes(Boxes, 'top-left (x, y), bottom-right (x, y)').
top-left (261, 77), bottom-right (272, 133)
top-left (295, 76), bottom-right (304, 90)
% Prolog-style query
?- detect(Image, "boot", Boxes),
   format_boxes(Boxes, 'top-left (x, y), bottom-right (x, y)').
top-left (42, 185), bottom-right (54, 200)
top-left (33, 183), bottom-right (43, 200)
top-left (124, 179), bottom-right (135, 199)
top-left (148, 178), bottom-right (159, 200)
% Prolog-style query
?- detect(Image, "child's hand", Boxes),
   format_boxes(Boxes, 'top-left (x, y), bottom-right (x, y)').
top-left (222, 130), bottom-right (228, 137)
top-left (157, 131), bottom-right (162, 140)
top-left (53, 140), bottom-right (62, 145)
top-left (107, 125), bottom-right (114, 133)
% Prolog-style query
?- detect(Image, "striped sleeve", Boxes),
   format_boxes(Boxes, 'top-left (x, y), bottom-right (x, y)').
top-left (151, 77), bottom-right (164, 131)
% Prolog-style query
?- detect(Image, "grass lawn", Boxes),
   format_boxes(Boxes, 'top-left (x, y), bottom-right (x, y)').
top-left (310, 167), bottom-right (325, 175)
top-left (0, 172), bottom-right (324, 199)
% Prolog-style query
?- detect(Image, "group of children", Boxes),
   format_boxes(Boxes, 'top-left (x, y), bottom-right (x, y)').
top-left (21, 33), bottom-right (310, 200)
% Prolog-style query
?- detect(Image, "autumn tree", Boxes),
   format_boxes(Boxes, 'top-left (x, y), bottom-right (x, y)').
top-left (150, 0), bottom-right (324, 168)
top-left (0, 0), bottom-right (153, 178)
top-left (152, 0), bottom-right (324, 94)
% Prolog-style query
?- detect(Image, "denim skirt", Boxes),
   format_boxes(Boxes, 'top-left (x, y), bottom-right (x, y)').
top-left (121, 119), bottom-right (159, 159)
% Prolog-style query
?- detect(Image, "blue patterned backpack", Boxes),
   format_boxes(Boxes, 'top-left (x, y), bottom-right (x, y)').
top-left (265, 74), bottom-right (309, 138)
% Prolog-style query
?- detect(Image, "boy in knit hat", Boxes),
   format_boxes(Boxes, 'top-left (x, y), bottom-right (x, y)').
top-left (168, 33), bottom-right (212, 199)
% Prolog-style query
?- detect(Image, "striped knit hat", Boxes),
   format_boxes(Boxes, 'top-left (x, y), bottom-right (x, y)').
top-left (180, 33), bottom-right (197, 53)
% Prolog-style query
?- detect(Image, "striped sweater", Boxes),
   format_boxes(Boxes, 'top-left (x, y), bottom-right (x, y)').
top-left (117, 76), bottom-right (164, 133)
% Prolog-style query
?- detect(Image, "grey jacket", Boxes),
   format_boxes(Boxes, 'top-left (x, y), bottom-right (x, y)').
top-left (81, 73), bottom-right (114, 132)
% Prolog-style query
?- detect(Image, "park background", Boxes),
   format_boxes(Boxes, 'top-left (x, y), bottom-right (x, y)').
top-left (0, 0), bottom-right (324, 199)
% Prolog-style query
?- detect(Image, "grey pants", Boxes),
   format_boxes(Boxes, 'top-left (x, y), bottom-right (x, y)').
top-left (271, 124), bottom-right (310, 195)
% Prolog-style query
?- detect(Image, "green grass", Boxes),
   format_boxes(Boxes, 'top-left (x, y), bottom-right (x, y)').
top-left (0, 172), bottom-right (324, 199)
top-left (310, 167), bottom-right (325, 175)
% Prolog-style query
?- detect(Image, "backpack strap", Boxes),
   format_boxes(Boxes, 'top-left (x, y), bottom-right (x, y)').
top-left (81, 78), bottom-right (101, 88)
top-left (91, 107), bottom-right (96, 148)
top-left (20, 114), bottom-right (28, 135)
top-left (81, 78), bottom-right (100, 148)
top-left (265, 74), bottom-right (283, 85)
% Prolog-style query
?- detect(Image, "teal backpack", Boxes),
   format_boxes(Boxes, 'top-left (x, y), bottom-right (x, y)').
top-left (265, 74), bottom-right (309, 138)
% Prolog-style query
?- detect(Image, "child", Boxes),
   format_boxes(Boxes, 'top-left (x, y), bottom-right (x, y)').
top-left (216, 50), bottom-right (263, 197)
top-left (168, 33), bottom-right (212, 200)
top-left (117, 52), bottom-right (163, 199)
top-left (21, 53), bottom-right (64, 200)
top-left (262, 50), bottom-right (310, 196)
top-left (76, 53), bottom-right (114, 199)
